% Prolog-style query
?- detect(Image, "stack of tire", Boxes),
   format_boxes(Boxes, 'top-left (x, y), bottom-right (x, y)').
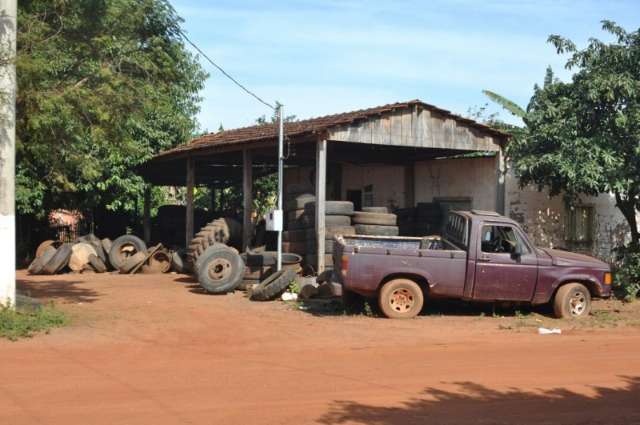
top-left (303, 200), bottom-right (355, 271)
top-left (186, 217), bottom-right (242, 271)
top-left (28, 235), bottom-right (114, 275)
top-left (353, 207), bottom-right (399, 237)
top-left (415, 203), bottom-right (442, 236)
top-left (283, 192), bottom-right (315, 256)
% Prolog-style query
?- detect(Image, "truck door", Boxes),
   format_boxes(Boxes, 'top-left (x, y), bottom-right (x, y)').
top-left (473, 224), bottom-right (538, 301)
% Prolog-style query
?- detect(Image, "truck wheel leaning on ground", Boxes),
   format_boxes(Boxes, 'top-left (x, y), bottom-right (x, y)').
top-left (197, 244), bottom-right (245, 294)
top-left (378, 278), bottom-right (424, 319)
top-left (109, 235), bottom-right (147, 270)
top-left (250, 268), bottom-right (297, 301)
top-left (553, 283), bottom-right (592, 319)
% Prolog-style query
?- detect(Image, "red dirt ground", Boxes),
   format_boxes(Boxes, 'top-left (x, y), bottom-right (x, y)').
top-left (2, 270), bottom-right (640, 425)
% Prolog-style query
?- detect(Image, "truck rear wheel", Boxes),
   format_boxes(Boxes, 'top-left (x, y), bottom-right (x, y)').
top-left (378, 278), bottom-right (424, 319)
top-left (553, 283), bottom-right (591, 319)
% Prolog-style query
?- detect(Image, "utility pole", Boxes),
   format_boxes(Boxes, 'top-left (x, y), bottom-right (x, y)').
top-left (276, 104), bottom-right (284, 271)
top-left (0, 0), bottom-right (16, 307)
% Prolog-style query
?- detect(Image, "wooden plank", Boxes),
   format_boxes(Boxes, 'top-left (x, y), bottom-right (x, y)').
top-left (390, 111), bottom-right (402, 146)
top-left (185, 157), bottom-right (195, 248)
top-left (495, 147), bottom-right (506, 214)
top-left (242, 149), bottom-right (253, 251)
top-left (315, 139), bottom-right (327, 272)
top-left (143, 185), bottom-right (151, 244)
top-left (402, 110), bottom-right (413, 146)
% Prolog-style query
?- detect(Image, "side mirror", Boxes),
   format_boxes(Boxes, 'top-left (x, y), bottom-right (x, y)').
top-left (512, 244), bottom-right (523, 258)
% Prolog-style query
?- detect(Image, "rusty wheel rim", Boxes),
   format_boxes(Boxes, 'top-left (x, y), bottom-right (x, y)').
top-left (389, 288), bottom-right (415, 314)
top-left (207, 258), bottom-right (232, 281)
top-left (569, 291), bottom-right (587, 316)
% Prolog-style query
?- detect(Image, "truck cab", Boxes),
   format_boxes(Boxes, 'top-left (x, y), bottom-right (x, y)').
top-left (334, 210), bottom-right (612, 319)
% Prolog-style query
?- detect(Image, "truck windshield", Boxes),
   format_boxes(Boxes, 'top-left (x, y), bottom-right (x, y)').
top-left (445, 213), bottom-right (469, 249)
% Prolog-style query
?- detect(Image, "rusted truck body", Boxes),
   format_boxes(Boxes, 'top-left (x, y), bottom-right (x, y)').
top-left (333, 210), bottom-right (612, 319)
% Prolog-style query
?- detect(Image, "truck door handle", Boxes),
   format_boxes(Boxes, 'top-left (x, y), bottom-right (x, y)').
top-left (478, 256), bottom-right (491, 263)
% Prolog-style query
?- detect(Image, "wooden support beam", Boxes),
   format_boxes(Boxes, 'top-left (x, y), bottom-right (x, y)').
top-left (315, 139), bottom-right (327, 273)
top-left (143, 185), bottom-right (151, 244)
top-left (242, 149), bottom-right (253, 252)
top-left (185, 156), bottom-right (195, 248)
top-left (404, 163), bottom-right (415, 208)
top-left (495, 147), bottom-right (506, 214)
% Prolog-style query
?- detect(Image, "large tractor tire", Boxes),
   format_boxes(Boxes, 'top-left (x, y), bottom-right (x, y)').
top-left (197, 244), bottom-right (245, 294)
top-left (187, 217), bottom-right (242, 270)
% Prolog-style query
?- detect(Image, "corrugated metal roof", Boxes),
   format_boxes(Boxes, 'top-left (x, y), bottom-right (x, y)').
top-left (153, 99), bottom-right (508, 160)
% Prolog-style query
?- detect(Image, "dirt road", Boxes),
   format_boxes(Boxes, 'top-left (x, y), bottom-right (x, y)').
top-left (2, 271), bottom-right (639, 424)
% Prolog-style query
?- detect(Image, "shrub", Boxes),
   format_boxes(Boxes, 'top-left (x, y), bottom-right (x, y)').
top-left (0, 304), bottom-right (68, 341)
top-left (613, 245), bottom-right (640, 301)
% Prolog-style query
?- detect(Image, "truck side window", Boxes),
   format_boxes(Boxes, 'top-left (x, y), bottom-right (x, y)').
top-left (481, 225), bottom-right (529, 254)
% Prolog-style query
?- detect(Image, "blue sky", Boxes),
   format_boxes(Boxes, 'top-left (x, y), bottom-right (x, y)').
top-left (171, 0), bottom-right (640, 132)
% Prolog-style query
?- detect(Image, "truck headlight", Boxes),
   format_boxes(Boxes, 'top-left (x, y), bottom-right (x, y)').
top-left (604, 272), bottom-right (612, 285)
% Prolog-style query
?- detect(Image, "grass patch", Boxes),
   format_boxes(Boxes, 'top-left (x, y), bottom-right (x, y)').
top-left (0, 304), bottom-right (68, 341)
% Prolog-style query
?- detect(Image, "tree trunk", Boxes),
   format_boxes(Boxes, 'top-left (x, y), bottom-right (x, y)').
top-left (615, 192), bottom-right (639, 249)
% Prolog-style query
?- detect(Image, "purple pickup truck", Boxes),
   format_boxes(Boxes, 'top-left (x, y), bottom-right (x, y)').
top-left (333, 210), bottom-right (612, 319)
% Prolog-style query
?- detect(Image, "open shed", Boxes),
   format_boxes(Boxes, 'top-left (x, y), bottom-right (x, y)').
top-left (139, 99), bottom-right (509, 272)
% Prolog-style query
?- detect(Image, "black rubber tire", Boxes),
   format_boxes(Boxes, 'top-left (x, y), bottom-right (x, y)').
top-left (242, 251), bottom-right (303, 267)
top-left (305, 201), bottom-right (354, 216)
top-left (250, 269), bottom-right (297, 301)
top-left (195, 242), bottom-right (229, 273)
top-left (109, 235), bottom-right (147, 271)
top-left (78, 234), bottom-right (107, 263)
top-left (42, 243), bottom-right (73, 275)
top-left (243, 264), bottom-right (275, 281)
top-left (187, 217), bottom-right (242, 267)
top-left (325, 215), bottom-right (352, 226)
top-left (28, 246), bottom-right (56, 275)
top-left (197, 244), bottom-right (245, 294)
top-left (101, 238), bottom-right (112, 257)
top-left (353, 212), bottom-right (397, 226)
top-left (343, 287), bottom-right (366, 314)
top-left (286, 194), bottom-right (315, 211)
top-left (378, 278), bottom-right (424, 319)
top-left (362, 206), bottom-right (389, 213)
top-left (553, 283), bottom-right (592, 319)
top-left (171, 250), bottom-right (187, 273)
top-left (88, 254), bottom-right (107, 273)
top-left (354, 224), bottom-right (399, 236)
top-left (119, 251), bottom-right (147, 274)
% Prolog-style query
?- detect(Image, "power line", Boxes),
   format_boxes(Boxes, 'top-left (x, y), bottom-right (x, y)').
top-left (178, 29), bottom-right (275, 110)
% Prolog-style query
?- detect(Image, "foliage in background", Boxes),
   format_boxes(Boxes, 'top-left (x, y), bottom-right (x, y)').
top-left (614, 247), bottom-right (640, 301)
top-left (485, 21), bottom-right (640, 298)
top-left (0, 304), bottom-right (68, 341)
top-left (16, 0), bottom-right (206, 217)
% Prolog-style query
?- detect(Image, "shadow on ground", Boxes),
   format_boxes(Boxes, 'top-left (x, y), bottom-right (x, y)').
top-left (17, 279), bottom-right (101, 304)
top-left (318, 377), bottom-right (640, 425)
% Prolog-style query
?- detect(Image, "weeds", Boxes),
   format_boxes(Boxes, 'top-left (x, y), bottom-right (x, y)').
top-left (0, 304), bottom-right (68, 341)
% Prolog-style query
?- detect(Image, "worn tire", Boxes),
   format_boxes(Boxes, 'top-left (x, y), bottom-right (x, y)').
top-left (378, 278), bottom-right (424, 319)
top-left (362, 206), bottom-right (388, 213)
top-left (35, 240), bottom-right (57, 259)
top-left (242, 251), bottom-right (303, 267)
top-left (69, 242), bottom-right (98, 272)
top-left (109, 235), bottom-right (147, 270)
top-left (187, 217), bottom-right (242, 268)
top-left (77, 234), bottom-right (106, 263)
top-left (171, 250), bottom-right (187, 273)
top-left (325, 215), bottom-right (352, 226)
top-left (42, 243), bottom-right (73, 275)
top-left (305, 201), bottom-right (354, 216)
top-left (286, 193), bottom-right (315, 211)
top-left (553, 283), bottom-right (592, 319)
top-left (101, 238), bottom-right (113, 257)
top-left (143, 250), bottom-right (172, 273)
top-left (119, 251), bottom-right (147, 274)
top-left (354, 224), bottom-right (399, 236)
top-left (250, 269), bottom-right (297, 301)
top-left (197, 244), bottom-right (245, 294)
top-left (353, 212), bottom-right (397, 226)
top-left (88, 254), bottom-right (107, 273)
top-left (28, 246), bottom-right (57, 275)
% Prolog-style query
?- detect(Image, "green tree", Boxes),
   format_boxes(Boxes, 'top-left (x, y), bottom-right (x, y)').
top-left (511, 21), bottom-right (640, 248)
top-left (16, 0), bottom-right (206, 216)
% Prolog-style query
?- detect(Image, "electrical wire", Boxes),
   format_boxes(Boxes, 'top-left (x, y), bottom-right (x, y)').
top-left (178, 29), bottom-right (275, 111)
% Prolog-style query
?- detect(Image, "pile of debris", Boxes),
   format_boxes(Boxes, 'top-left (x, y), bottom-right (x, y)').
top-left (28, 234), bottom-right (183, 275)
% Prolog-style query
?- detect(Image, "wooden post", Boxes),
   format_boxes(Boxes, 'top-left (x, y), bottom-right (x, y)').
top-left (185, 157), bottom-right (195, 248)
top-left (315, 139), bottom-right (327, 272)
top-left (242, 149), bottom-right (253, 252)
top-left (495, 147), bottom-right (506, 214)
top-left (143, 185), bottom-right (151, 244)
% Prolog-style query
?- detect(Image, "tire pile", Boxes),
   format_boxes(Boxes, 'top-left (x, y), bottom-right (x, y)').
top-left (186, 217), bottom-right (242, 270)
top-left (353, 207), bottom-right (399, 237)
top-left (304, 200), bottom-right (355, 271)
top-left (28, 234), bottom-right (179, 275)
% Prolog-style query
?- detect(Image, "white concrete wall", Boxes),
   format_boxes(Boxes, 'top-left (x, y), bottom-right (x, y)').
top-left (414, 156), bottom-right (498, 211)
top-left (505, 170), bottom-right (632, 261)
top-left (341, 163), bottom-right (407, 209)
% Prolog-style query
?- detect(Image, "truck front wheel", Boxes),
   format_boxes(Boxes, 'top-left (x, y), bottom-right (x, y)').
top-left (379, 279), bottom-right (424, 319)
top-left (553, 283), bottom-right (592, 319)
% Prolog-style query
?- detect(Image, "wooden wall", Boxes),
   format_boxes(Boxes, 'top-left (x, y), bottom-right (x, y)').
top-left (328, 105), bottom-right (500, 152)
